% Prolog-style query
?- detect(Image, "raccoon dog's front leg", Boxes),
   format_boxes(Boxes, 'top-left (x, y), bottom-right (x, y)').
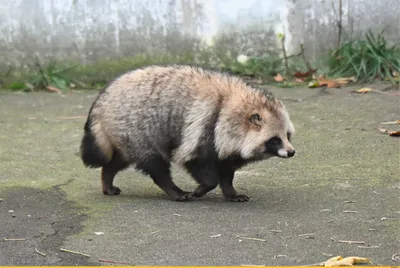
top-left (184, 160), bottom-right (219, 198)
top-left (137, 155), bottom-right (193, 201)
top-left (218, 162), bottom-right (249, 202)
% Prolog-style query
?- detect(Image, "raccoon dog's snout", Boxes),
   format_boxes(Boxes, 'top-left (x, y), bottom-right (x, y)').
top-left (265, 136), bottom-right (295, 158)
top-left (277, 148), bottom-right (296, 158)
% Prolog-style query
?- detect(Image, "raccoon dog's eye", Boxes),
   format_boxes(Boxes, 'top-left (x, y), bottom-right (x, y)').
top-left (287, 132), bottom-right (291, 141)
top-left (267, 136), bottom-right (281, 145)
top-left (249, 113), bottom-right (262, 124)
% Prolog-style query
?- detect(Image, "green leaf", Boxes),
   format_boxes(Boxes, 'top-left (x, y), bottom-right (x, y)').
top-left (50, 76), bottom-right (68, 91)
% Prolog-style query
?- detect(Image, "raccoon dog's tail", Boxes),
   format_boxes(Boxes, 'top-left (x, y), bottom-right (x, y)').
top-left (80, 112), bottom-right (113, 168)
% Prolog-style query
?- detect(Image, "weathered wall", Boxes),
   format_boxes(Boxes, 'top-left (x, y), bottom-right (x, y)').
top-left (0, 0), bottom-right (399, 67)
top-left (287, 0), bottom-right (400, 61)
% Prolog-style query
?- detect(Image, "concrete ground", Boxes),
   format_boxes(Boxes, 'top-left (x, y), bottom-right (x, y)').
top-left (0, 85), bottom-right (399, 266)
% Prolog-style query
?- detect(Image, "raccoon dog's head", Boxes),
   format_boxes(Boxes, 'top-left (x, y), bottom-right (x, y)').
top-left (216, 91), bottom-right (295, 161)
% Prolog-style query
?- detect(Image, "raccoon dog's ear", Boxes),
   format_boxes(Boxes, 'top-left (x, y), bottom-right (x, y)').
top-left (249, 113), bottom-right (262, 125)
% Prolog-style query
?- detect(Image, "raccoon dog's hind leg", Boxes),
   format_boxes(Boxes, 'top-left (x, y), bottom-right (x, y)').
top-left (101, 150), bottom-right (129, 195)
top-left (136, 155), bottom-right (194, 201)
top-left (80, 116), bottom-right (127, 195)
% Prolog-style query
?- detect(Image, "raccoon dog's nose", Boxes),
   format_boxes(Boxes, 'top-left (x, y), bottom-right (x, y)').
top-left (287, 150), bottom-right (296, 158)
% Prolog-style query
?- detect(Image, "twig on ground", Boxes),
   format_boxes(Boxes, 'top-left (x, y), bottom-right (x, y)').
top-left (35, 247), bottom-right (46, 256)
top-left (322, 253), bottom-right (333, 257)
top-left (381, 120), bottom-right (400, 125)
top-left (4, 238), bottom-right (26, 241)
top-left (60, 248), bottom-right (91, 257)
top-left (392, 253), bottom-right (400, 262)
top-left (236, 235), bottom-right (267, 242)
top-left (338, 240), bottom-right (365, 245)
top-left (352, 89), bottom-right (400, 96)
top-left (98, 259), bottom-right (133, 265)
top-left (357, 245), bottom-right (380, 249)
top-left (274, 254), bottom-right (288, 259)
top-left (270, 230), bottom-right (282, 234)
top-left (298, 233), bottom-right (316, 237)
top-left (373, 91), bottom-right (400, 96)
top-left (301, 262), bottom-right (324, 266)
top-left (320, 209), bottom-right (332, 212)
top-left (210, 234), bottom-right (221, 238)
top-left (342, 210), bottom-right (358, 213)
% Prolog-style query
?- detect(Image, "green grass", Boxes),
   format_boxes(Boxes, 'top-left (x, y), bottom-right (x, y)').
top-left (0, 53), bottom-right (204, 91)
top-left (71, 53), bottom-right (199, 89)
top-left (327, 30), bottom-right (400, 85)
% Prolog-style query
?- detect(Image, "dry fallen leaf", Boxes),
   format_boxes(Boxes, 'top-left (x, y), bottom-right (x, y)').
top-left (46, 85), bottom-right (62, 94)
top-left (293, 69), bottom-right (317, 79)
top-left (334, 76), bottom-right (357, 84)
top-left (377, 128), bottom-right (400, 136)
top-left (308, 80), bottom-right (319, 88)
top-left (324, 256), bottom-right (372, 266)
top-left (324, 255), bottom-right (343, 262)
top-left (388, 130), bottom-right (400, 136)
top-left (274, 73), bottom-right (284, 82)
top-left (355, 87), bottom-right (372, 93)
top-left (318, 79), bottom-right (341, 88)
top-left (308, 76), bottom-right (355, 89)
top-left (378, 128), bottom-right (388, 133)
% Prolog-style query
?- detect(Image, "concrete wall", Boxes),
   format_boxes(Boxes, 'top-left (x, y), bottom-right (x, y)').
top-left (0, 0), bottom-right (399, 67)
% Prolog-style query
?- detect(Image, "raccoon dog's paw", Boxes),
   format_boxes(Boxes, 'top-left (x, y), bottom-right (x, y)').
top-left (102, 186), bottom-right (121, 195)
top-left (225, 194), bottom-right (250, 202)
top-left (175, 191), bottom-right (194, 202)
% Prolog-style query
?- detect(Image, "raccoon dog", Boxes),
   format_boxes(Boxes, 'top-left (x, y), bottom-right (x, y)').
top-left (80, 65), bottom-right (295, 202)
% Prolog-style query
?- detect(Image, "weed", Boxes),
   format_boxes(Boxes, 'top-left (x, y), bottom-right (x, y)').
top-left (29, 58), bottom-right (78, 91)
top-left (327, 30), bottom-right (400, 85)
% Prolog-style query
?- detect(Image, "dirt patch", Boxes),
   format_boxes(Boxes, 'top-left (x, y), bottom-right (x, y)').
top-left (0, 187), bottom-right (98, 266)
